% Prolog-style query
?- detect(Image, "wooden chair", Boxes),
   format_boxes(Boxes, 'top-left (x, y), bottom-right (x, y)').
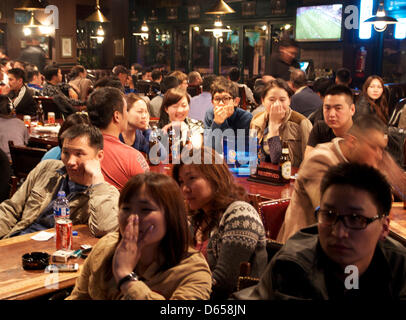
top-left (33, 96), bottom-right (63, 120)
top-left (258, 198), bottom-right (290, 241)
top-left (8, 141), bottom-right (47, 197)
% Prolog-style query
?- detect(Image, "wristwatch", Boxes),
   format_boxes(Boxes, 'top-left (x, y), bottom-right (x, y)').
top-left (117, 271), bottom-right (139, 290)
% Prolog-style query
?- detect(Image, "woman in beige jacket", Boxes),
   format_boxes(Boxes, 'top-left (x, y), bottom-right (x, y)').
top-left (250, 79), bottom-right (312, 168)
top-left (67, 172), bottom-right (212, 300)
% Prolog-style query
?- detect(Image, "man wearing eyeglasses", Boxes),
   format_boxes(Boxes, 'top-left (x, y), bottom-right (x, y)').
top-left (204, 77), bottom-right (253, 155)
top-left (277, 114), bottom-right (406, 243)
top-left (233, 162), bottom-right (406, 299)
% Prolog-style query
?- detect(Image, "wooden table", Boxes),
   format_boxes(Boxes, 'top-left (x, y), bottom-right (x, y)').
top-left (0, 225), bottom-right (98, 300)
top-left (28, 124), bottom-right (59, 149)
top-left (390, 202), bottom-right (406, 241)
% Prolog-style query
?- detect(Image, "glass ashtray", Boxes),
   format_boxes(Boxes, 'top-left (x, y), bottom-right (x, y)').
top-left (22, 252), bottom-right (50, 270)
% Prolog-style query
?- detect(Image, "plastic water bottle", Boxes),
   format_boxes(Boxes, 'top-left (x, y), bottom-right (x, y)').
top-left (53, 191), bottom-right (70, 219)
top-left (53, 191), bottom-right (73, 250)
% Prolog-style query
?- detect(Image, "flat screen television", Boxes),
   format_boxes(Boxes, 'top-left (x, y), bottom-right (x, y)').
top-left (295, 4), bottom-right (343, 42)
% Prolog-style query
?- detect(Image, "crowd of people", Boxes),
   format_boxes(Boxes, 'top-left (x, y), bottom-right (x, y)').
top-left (0, 40), bottom-right (406, 301)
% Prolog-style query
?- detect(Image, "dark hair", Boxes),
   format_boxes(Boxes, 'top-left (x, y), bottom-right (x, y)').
top-left (261, 78), bottom-right (294, 100)
top-left (160, 76), bottom-right (180, 94)
top-left (119, 172), bottom-right (191, 272)
top-left (57, 112), bottom-right (91, 147)
top-left (324, 84), bottom-right (354, 105)
top-left (202, 74), bottom-right (217, 92)
top-left (279, 39), bottom-right (298, 49)
top-left (362, 75), bottom-right (388, 124)
top-left (25, 64), bottom-right (40, 82)
top-left (60, 123), bottom-right (104, 151)
top-left (172, 147), bottom-right (248, 243)
top-left (0, 95), bottom-right (11, 116)
top-left (313, 78), bottom-right (333, 97)
top-left (94, 76), bottom-right (125, 92)
top-left (68, 65), bottom-right (86, 80)
top-left (210, 76), bottom-right (239, 98)
top-left (290, 68), bottom-right (307, 89)
top-left (131, 63), bottom-right (143, 71)
top-left (87, 87), bottom-right (125, 129)
top-left (228, 67), bottom-right (240, 82)
top-left (125, 93), bottom-right (148, 112)
top-left (7, 68), bottom-right (26, 83)
top-left (14, 60), bottom-right (27, 69)
top-left (320, 162), bottom-right (392, 216)
top-left (158, 87), bottom-right (190, 128)
top-left (113, 65), bottom-right (129, 76)
top-left (151, 69), bottom-right (162, 81)
top-left (43, 65), bottom-right (60, 81)
top-left (348, 114), bottom-right (386, 137)
top-left (336, 67), bottom-right (351, 85)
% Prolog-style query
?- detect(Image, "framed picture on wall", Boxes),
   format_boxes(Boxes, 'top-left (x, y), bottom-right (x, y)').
top-left (61, 36), bottom-right (72, 58)
top-left (114, 38), bottom-right (124, 56)
top-left (270, 0), bottom-right (287, 15)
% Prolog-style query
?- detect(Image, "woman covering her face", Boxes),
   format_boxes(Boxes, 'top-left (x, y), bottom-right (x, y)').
top-left (250, 78), bottom-right (313, 167)
top-left (355, 75), bottom-right (389, 125)
top-left (173, 147), bottom-right (267, 300)
top-left (67, 172), bottom-right (212, 300)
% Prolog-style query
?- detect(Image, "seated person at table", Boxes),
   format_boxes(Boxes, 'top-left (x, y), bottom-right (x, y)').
top-left (277, 115), bottom-right (406, 243)
top-left (66, 172), bottom-right (212, 300)
top-left (149, 75), bottom-right (179, 118)
top-left (0, 95), bottom-right (28, 161)
top-left (68, 65), bottom-right (93, 101)
top-left (42, 65), bottom-right (84, 117)
top-left (87, 87), bottom-right (149, 190)
top-left (41, 112), bottom-right (91, 161)
top-left (250, 79), bottom-right (313, 168)
top-left (234, 162), bottom-right (406, 300)
top-left (0, 124), bottom-right (119, 239)
top-left (0, 148), bottom-right (11, 202)
top-left (304, 85), bottom-right (355, 159)
top-left (204, 77), bottom-right (253, 154)
top-left (3, 68), bottom-right (36, 116)
top-left (120, 93), bottom-right (151, 154)
top-left (25, 64), bottom-right (43, 96)
top-left (172, 147), bottom-right (267, 300)
top-left (157, 87), bottom-right (204, 149)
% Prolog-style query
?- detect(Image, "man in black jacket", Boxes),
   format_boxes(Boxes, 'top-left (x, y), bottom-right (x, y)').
top-left (233, 162), bottom-right (406, 300)
top-left (4, 68), bottom-right (37, 116)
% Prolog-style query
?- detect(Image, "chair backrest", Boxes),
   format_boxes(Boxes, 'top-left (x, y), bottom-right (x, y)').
top-left (8, 141), bottom-right (47, 179)
top-left (34, 96), bottom-right (63, 120)
top-left (258, 198), bottom-right (290, 240)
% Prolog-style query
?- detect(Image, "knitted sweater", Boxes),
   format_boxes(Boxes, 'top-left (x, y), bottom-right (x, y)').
top-left (206, 201), bottom-right (267, 298)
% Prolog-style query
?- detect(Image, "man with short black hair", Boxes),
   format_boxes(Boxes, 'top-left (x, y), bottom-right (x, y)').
top-left (149, 75), bottom-right (180, 118)
top-left (335, 67), bottom-right (352, 87)
top-left (87, 87), bottom-right (149, 190)
top-left (305, 85), bottom-right (355, 158)
top-left (0, 124), bottom-right (120, 238)
top-left (290, 68), bottom-right (322, 118)
top-left (4, 68), bottom-right (36, 116)
top-left (234, 162), bottom-right (406, 300)
top-left (112, 65), bottom-right (133, 94)
top-left (227, 66), bottom-right (255, 106)
top-left (42, 65), bottom-right (83, 116)
top-left (25, 63), bottom-right (43, 95)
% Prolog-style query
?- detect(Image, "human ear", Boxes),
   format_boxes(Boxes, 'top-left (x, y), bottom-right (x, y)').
top-left (379, 216), bottom-right (390, 241)
top-left (233, 97), bottom-right (240, 107)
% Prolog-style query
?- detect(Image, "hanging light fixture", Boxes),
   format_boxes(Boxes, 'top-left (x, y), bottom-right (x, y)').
top-left (14, 0), bottom-right (45, 11)
top-left (22, 11), bottom-right (42, 36)
top-left (364, 2), bottom-right (397, 32)
top-left (133, 20), bottom-right (149, 41)
top-left (86, 0), bottom-right (109, 43)
top-left (205, 0), bottom-right (235, 38)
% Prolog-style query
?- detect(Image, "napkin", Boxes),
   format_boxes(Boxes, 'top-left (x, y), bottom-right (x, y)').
top-left (31, 231), bottom-right (55, 241)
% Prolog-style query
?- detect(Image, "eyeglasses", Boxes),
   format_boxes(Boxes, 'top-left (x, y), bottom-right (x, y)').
top-left (213, 96), bottom-right (233, 104)
top-left (314, 207), bottom-right (382, 230)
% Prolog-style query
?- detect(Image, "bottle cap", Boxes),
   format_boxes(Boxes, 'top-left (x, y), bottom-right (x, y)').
top-left (57, 191), bottom-right (66, 197)
top-left (72, 231), bottom-right (78, 236)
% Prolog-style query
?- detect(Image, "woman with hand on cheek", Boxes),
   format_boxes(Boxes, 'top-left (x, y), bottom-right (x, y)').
top-left (250, 79), bottom-right (312, 167)
top-left (66, 172), bottom-right (212, 300)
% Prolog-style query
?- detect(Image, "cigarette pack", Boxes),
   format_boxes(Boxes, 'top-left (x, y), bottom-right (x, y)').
top-left (51, 250), bottom-right (74, 263)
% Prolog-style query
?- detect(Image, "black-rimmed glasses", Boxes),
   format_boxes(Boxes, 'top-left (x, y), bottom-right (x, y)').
top-left (314, 206), bottom-right (382, 230)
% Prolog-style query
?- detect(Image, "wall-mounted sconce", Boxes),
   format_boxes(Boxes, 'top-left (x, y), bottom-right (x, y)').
top-left (133, 20), bottom-right (149, 41)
